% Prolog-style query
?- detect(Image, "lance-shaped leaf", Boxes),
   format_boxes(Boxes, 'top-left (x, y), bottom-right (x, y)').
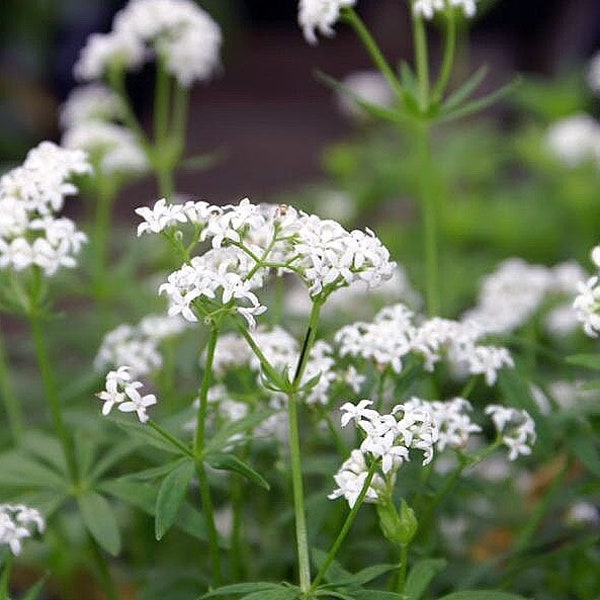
top-left (206, 453), bottom-right (270, 490)
top-left (77, 491), bottom-right (121, 556)
top-left (404, 558), bottom-right (447, 600)
top-left (155, 458), bottom-right (195, 540)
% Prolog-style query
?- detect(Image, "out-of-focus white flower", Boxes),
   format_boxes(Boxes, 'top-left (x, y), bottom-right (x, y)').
top-left (75, 0), bottom-right (221, 87)
top-left (96, 366), bottom-right (157, 423)
top-left (574, 275), bottom-right (600, 337)
top-left (586, 51), bottom-right (600, 96)
top-left (485, 405), bottom-right (536, 461)
top-left (60, 84), bottom-right (126, 129)
top-left (545, 114), bottom-right (600, 168)
top-left (0, 504), bottom-right (45, 556)
top-left (413, 0), bottom-right (477, 20)
top-left (336, 70), bottom-right (395, 120)
top-left (62, 121), bottom-right (148, 175)
top-left (95, 314), bottom-right (189, 378)
top-left (565, 501), bottom-right (599, 526)
top-left (298, 0), bottom-right (356, 45)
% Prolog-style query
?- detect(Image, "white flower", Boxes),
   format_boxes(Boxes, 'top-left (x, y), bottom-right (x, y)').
top-left (574, 275), bottom-right (600, 337)
top-left (545, 114), bottom-right (600, 168)
top-left (339, 399), bottom-right (379, 427)
top-left (337, 70), bottom-right (395, 120)
top-left (135, 198), bottom-right (189, 236)
top-left (298, 0), bottom-right (356, 45)
top-left (413, 0), bottom-right (477, 20)
top-left (59, 84), bottom-right (126, 128)
top-left (96, 368), bottom-right (158, 423)
top-left (62, 121), bottom-right (148, 175)
top-left (0, 504), bottom-right (45, 556)
top-left (565, 501), bottom-right (599, 526)
top-left (328, 450), bottom-right (385, 508)
top-left (485, 405), bottom-right (536, 461)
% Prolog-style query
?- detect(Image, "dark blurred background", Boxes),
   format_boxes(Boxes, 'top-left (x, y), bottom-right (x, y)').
top-left (1, 0), bottom-right (599, 203)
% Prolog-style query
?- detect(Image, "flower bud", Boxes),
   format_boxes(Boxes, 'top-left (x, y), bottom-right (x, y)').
top-left (376, 498), bottom-right (418, 546)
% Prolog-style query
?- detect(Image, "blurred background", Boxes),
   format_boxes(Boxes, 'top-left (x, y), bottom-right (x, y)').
top-left (1, 0), bottom-right (600, 203)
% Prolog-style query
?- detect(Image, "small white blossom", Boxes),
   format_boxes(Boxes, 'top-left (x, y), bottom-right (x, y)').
top-left (96, 367), bottom-right (157, 423)
top-left (413, 0), bottom-right (477, 20)
top-left (586, 51), bottom-right (600, 96)
top-left (545, 114), bottom-right (600, 168)
top-left (0, 504), bottom-right (45, 556)
top-left (485, 405), bottom-right (536, 461)
top-left (337, 70), bottom-right (395, 120)
top-left (298, 0), bottom-right (356, 45)
top-left (59, 84), bottom-right (126, 128)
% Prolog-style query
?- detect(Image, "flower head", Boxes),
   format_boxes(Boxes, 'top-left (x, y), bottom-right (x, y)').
top-left (0, 504), bottom-right (45, 556)
top-left (298, 0), bottom-right (356, 45)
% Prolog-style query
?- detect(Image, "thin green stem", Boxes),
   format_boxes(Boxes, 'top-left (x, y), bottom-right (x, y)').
top-left (156, 165), bottom-right (176, 200)
top-left (88, 535), bottom-right (118, 600)
top-left (310, 464), bottom-right (377, 591)
top-left (230, 470), bottom-right (246, 581)
top-left (416, 123), bottom-right (440, 316)
top-left (396, 544), bottom-right (409, 594)
top-left (0, 322), bottom-right (24, 443)
top-left (0, 553), bottom-right (12, 600)
top-left (173, 84), bottom-right (190, 143)
top-left (432, 16), bottom-right (457, 103)
top-left (148, 420), bottom-right (195, 458)
top-left (413, 14), bottom-right (430, 113)
top-left (342, 8), bottom-right (404, 101)
top-left (154, 56), bottom-right (171, 147)
top-left (193, 326), bottom-right (223, 586)
top-left (29, 311), bottom-right (78, 483)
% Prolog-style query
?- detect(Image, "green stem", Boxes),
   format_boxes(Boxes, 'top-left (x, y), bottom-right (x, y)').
top-left (413, 14), bottom-right (430, 113)
top-left (154, 56), bottom-right (171, 148)
top-left (29, 310), bottom-right (78, 483)
top-left (396, 544), bottom-right (409, 594)
top-left (0, 553), bottom-right (12, 600)
top-left (156, 166), bottom-right (175, 201)
top-left (416, 123), bottom-right (440, 316)
top-left (0, 322), bottom-right (24, 443)
top-left (173, 84), bottom-right (190, 143)
top-left (432, 15), bottom-right (457, 103)
top-left (88, 535), bottom-right (118, 600)
top-left (288, 299), bottom-right (324, 593)
top-left (230, 470), bottom-right (246, 581)
top-left (193, 326), bottom-right (223, 586)
top-left (148, 420), bottom-right (195, 458)
top-left (310, 464), bottom-right (377, 591)
top-left (343, 8), bottom-right (404, 101)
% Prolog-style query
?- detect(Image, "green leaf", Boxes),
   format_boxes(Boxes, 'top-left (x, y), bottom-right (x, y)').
top-left (179, 149), bottom-right (226, 173)
top-left (241, 591), bottom-right (299, 600)
top-left (311, 547), bottom-right (352, 584)
top-left (200, 582), bottom-right (286, 598)
top-left (443, 66), bottom-right (488, 111)
top-left (77, 491), bottom-right (121, 556)
top-left (99, 479), bottom-right (207, 542)
top-left (438, 77), bottom-right (521, 124)
top-left (22, 575), bottom-right (48, 600)
top-left (351, 591), bottom-right (405, 599)
top-left (19, 431), bottom-right (67, 475)
top-left (205, 410), bottom-right (272, 454)
top-left (571, 435), bottom-right (600, 477)
top-left (566, 354), bottom-right (600, 372)
top-left (88, 439), bottom-right (141, 482)
top-left (155, 459), bottom-right (195, 540)
top-left (0, 451), bottom-right (67, 490)
top-left (122, 459), bottom-right (190, 482)
top-left (206, 453), bottom-right (270, 490)
top-left (438, 592), bottom-right (529, 600)
top-left (404, 558), bottom-right (447, 600)
top-left (113, 418), bottom-right (188, 456)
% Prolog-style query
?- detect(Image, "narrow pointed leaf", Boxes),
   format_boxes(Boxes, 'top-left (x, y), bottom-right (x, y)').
top-left (99, 479), bottom-right (208, 542)
top-left (438, 592), bottom-right (529, 600)
top-left (0, 451), bottom-right (67, 490)
top-left (201, 582), bottom-right (285, 598)
top-left (351, 591), bottom-right (405, 599)
top-left (443, 66), bottom-right (488, 110)
top-left (566, 354), bottom-right (600, 371)
top-left (20, 431), bottom-right (67, 475)
top-left (22, 575), bottom-right (48, 600)
top-left (404, 558), bottom-right (447, 600)
top-left (155, 458), bottom-right (195, 540)
top-left (205, 410), bottom-right (272, 454)
top-left (77, 491), bottom-right (121, 556)
top-left (206, 453), bottom-right (270, 490)
top-left (241, 591), bottom-right (299, 600)
top-left (439, 77), bottom-right (521, 124)
top-left (114, 418), bottom-right (189, 456)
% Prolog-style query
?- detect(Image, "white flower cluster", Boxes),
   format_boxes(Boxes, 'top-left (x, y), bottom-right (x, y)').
top-left (0, 142), bottom-right (90, 277)
top-left (75, 0), bottom-right (221, 87)
top-left (96, 366), bottom-right (157, 423)
top-left (465, 258), bottom-right (586, 336)
top-left (211, 326), bottom-right (336, 406)
top-left (137, 197), bottom-right (395, 327)
top-left (329, 399), bottom-right (438, 507)
top-left (545, 114), bottom-right (600, 169)
top-left (573, 245), bottom-right (600, 336)
top-left (485, 405), bottom-right (536, 461)
top-left (298, 0), bottom-right (356, 45)
top-left (412, 0), bottom-right (477, 20)
top-left (335, 304), bottom-right (514, 385)
top-left (403, 397), bottom-right (481, 452)
top-left (59, 84), bottom-right (126, 129)
top-left (0, 504), bottom-right (45, 556)
top-left (95, 313), bottom-right (189, 378)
